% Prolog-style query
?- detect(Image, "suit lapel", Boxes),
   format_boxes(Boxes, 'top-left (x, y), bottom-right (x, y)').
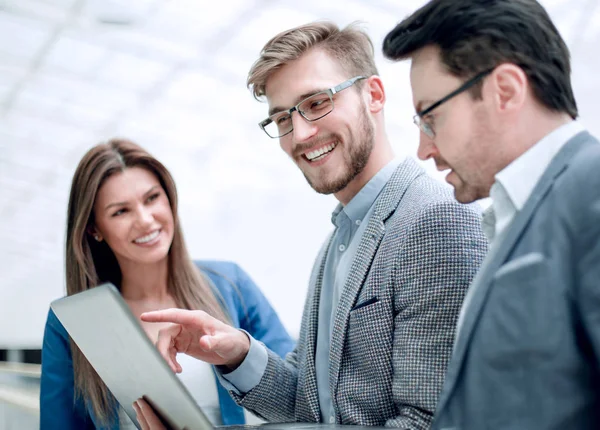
top-left (436, 132), bottom-right (590, 414)
top-left (304, 233), bottom-right (334, 421)
top-left (328, 158), bottom-right (424, 400)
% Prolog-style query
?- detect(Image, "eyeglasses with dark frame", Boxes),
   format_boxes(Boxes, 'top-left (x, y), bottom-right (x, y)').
top-left (414, 68), bottom-right (494, 139)
top-left (259, 76), bottom-right (367, 139)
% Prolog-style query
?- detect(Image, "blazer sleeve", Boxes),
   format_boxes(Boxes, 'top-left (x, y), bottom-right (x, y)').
top-left (387, 200), bottom-right (487, 429)
top-left (40, 308), bottom-right (94, 430)
top-left (231, 264), bottom-right (296, 358)
top-left (223, 241), bottom-right (331, 423)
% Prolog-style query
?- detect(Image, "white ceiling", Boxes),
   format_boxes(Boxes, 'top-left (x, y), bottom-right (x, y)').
top-left (1, 0), bottom-right (599, 347)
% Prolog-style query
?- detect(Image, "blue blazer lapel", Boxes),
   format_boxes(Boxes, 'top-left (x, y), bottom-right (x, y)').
top-left (436, 132), bottom-right (590, 415)
top-left (328, 158), bottom-right (424, 399)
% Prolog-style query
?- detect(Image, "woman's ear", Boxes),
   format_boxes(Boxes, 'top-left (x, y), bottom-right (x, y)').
top-left (87, 226), bottom-right (103, 242)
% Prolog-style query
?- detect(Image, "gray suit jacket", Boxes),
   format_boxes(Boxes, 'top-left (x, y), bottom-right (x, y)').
top-left (230, 158), bottom-right (488, 429)
top-left (433, 132), bottom-right (600, 430)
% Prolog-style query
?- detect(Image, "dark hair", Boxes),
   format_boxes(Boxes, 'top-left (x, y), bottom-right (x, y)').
top-left (382, 0), bottom-right (577, 118)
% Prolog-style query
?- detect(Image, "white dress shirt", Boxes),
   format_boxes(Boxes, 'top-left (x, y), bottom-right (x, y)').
top-left (487, 120), bottom-right (585, 241)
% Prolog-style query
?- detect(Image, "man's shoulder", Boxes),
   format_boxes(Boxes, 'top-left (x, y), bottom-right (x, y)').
top-left (548, 136), bottom-right (600, 235)
top-left (562, 135), bottom-right (600, 190)
top-left (390, 171), bottom-right (483, 225)
top-left (546, 135), bottom-right (600, 216)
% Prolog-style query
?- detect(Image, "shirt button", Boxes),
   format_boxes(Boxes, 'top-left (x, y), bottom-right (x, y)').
top-left (355, 219), bottom-right (361, 226)
top-left (329, 417), bottom-right (335, 424)
top-left (338, 244), bottom-right (346, 252)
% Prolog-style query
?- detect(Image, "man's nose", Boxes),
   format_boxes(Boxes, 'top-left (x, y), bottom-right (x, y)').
top-left (417, 132), bottom-right (439, 161)
top-left (291, 111), bottom-right (318, 143)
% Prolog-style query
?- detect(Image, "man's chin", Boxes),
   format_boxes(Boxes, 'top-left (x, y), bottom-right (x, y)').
top-left (305, 173), bottom-right (348, 195)
top-left (452, 184), bottom-right (478, 204)
top-left (453, 184), bottom-right (489, 204)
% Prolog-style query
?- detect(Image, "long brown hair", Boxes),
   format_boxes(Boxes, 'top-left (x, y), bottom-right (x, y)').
top-left (65, 138), bottom-right (229, 425)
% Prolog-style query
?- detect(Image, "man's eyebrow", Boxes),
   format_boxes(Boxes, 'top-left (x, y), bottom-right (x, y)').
top-left (415, 99), bottom-right (435, 114)
top-left (268, 88), bottom-right (330, 116)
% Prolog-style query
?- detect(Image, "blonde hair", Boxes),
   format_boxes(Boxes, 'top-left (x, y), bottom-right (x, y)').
top-left (247, 21), bottom-right (378, 99)
top-left (65, 138), bottom-right (229, 425)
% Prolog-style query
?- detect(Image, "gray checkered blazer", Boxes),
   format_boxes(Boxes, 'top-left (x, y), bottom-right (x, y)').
top-left (230, 158), bottom-right (488, 429)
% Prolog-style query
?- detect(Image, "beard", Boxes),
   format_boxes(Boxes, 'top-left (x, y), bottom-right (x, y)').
top-left (435, 105), bottom-right (498, 204)
top-left (298, 103), bottom-right (375, 195)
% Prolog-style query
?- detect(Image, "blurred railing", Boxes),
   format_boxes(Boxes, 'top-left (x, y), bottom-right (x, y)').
top-left (0, 362), bottom-right (40, 430)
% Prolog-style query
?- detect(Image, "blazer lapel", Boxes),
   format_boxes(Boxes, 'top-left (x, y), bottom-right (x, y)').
top-left (436, 132), bottom-right (590, 414)
top-left (304, 233), bottom-right (334, 421)
top-left (328, 158), bottom-right (425, 400)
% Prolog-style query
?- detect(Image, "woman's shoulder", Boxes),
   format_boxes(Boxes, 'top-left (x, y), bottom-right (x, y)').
top-left (192, 259), bottom-right (261, 300)
top-left (193, 259), bottom-right (241, 277)
top-left (43, 303), bottom-right (70, 341)
top-left (192, 260), bottom-right (246, 295)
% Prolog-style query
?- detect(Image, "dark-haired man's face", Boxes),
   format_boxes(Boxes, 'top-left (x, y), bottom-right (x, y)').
top-left (409, 46), bottom-right (498, 203)
top-left (264, 49), bottom-right (375, 199)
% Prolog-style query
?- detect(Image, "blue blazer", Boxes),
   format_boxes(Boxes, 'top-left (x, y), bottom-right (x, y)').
top-left (40, 260), bottom-right (295, 429)
top-left (432, 132), bottom-right (600, 429)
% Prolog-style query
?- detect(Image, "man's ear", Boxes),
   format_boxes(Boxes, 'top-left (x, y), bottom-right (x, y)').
top-left (365, 75), bottom-right (386, 114)
top-left (489, 64), bottom-right (527, 114)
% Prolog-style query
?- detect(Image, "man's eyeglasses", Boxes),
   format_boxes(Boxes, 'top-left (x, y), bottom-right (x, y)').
top-left (414, 68), bottom-right (494, 139)
top-left (259, 76), bottom-right (367, 139)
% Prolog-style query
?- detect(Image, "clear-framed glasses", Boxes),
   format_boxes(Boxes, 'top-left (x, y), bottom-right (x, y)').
top-left (259, 76), bottom-right (367, 139)
top-left (413, 68), bottom-right (494, 139)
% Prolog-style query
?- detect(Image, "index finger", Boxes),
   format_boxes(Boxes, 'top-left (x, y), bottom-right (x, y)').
top-left (140, 308), bottom-right (201, 325)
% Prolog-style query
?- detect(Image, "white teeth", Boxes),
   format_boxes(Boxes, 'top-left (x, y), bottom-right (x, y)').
top-left (306, 142), bottom-right (336, 161)
top-left (134, 230), bottom-right (159, 244)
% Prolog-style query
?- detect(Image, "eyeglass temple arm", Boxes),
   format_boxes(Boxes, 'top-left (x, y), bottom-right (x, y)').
top-left (331, 76), bottom-right (366, 95)
top-left (417, 69), bottom-right (493, 117)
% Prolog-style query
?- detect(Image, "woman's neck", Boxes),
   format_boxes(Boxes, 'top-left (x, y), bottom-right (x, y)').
top-left (118, 258), bottom-right (170, 303)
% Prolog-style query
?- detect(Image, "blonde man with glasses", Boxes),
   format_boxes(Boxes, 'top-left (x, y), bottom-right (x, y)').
top-left (139, 21), bottom-right (487, 429)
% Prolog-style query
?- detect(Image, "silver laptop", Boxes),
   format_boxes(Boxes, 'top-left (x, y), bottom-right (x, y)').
top-left (51, 284), bottom-right (384, 430)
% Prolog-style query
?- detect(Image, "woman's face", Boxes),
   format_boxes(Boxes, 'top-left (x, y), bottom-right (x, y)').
top-left (92, 167), bottom-right (175, 267)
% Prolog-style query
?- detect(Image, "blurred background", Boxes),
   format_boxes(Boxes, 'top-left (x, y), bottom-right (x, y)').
top-left (0, 0), bottom-right (598, 427)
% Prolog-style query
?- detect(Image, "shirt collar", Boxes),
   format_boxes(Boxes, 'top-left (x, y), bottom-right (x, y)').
top-left (494, 120), bottom-right (584, 211)
top-left (331, 157), bottom-right (404, 226)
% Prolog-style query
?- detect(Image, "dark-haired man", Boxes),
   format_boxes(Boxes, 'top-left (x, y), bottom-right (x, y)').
top-left (383, 0), bottom-right (600, 428)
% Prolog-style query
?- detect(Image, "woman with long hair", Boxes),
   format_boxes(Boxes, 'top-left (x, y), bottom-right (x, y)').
top-left (40, 138), bottom-right (294, 429)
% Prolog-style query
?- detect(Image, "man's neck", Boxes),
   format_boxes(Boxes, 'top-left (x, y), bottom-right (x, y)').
top-left (510, 112), bottom-right (573, 167)
top-left (335, 140), bottom-right (395, 206)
